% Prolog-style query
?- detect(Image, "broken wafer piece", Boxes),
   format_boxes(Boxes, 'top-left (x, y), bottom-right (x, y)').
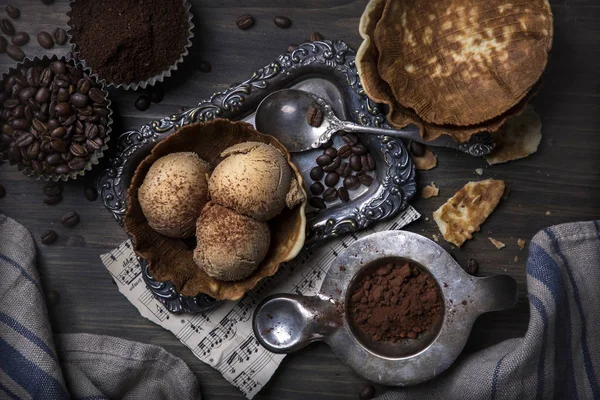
top-left (486, 105), bottom-right (542, 165)
top-left (421, 182), bottom-right (439, 199)
top-left (517, 238), bottom-right (526, 249)
top-left (411, 147), bottom-right (437, 170)
top-left (489, 237), bottom-right (506, 249)
top-left (433, 179), bottom-right (505, 247)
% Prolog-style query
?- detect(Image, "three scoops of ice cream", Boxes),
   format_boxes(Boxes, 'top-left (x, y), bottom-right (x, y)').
top-left (137, 142), bottom-right (303, 281)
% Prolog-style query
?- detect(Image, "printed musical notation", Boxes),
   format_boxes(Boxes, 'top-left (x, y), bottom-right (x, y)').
top-left (101, 206), bottom-right (419, 399)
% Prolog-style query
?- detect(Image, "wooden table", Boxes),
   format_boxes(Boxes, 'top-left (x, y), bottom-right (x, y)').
top-left (1, 0), bottom-right (598, 398)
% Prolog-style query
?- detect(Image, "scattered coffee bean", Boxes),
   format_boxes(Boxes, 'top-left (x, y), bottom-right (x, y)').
top-left (351, 144), bottom-right (368, 156)
top-left (150, 87), bottom-right (164, 103)
top-left (336, 162), bottom-right (351, 178)
top-left (0, 36), bottom-right (6, 53)
top-left (316, 154), bottom-right (332, 167)
top-left (341, 132), bottom-right (358, 145)
top-left (53, 28), bottom-right (67, 45)
top-left (349, 154), bottom-right (362, 171)
top-left (61, 211), bottom-right (80, 227)
top-left (309, 166), bottom-right (324, 181)
top-left (310, 181), bottom-right (324, 196)
top-left (0, 184), bottom-right (5, 198)
top-left (358, 173), bottom-right (373, 187)
top-left (236, 14), bottom-right (255, 30)
top-left (44, 183), bottom-right (62, 197)
top-left (6, 44), bottom-right (24, 61)
top-left (343, 175), bottom-right (360, 190)
top-left (6, 5), bottom-right (20, 19)
top-left (273, 16), bottom-right (292, 29)
top-left (337, 144), bottom-right (352, 158)
top-left (322, 156), bottom-right (341, 173)
top-left (37, 31), bottom-right (54, 48)
top-left (361, 153), bottom-right (375, 171)
top-left (286, 43), bottom-right (298, 52)
top-left (311, 31), bottom-right (324, 41)
top-left (43, 194), bottom-right (62, 205)
top-left (324, 172), bottom-right (340, 187)
top-left (40, 0), bottom-right (55, 4)
top-left (308, 197), bottom-right (326, 209)
top-left (359, 384), bottom-right (375, 400)
top-left (306, 104), bottom-right (324, 127)
top-left (46, 289), bottom-right (60, 305)
top-left (40, 229), bottom-right (58, 245)
top-left (323, 187), bottom-right (338, 202)
top-left (466, 259), bottom-right (479, 275)
top-left (135, 95), bottom-right (151, 111)
top-left (409, 140), bottom-right (426, 157)
top-left (323, 147), bottom-right (337, 158)
top-left (338, 187), bottom-right (350, 202)
top-left (84, 185), bottom-right (98, 201)
top-left (198, 61), bottom-right (212, 73)
top-left (1, 18), bottom-right (15, 35)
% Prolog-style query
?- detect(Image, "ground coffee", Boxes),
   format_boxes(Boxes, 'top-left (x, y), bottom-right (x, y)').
top-left (349, 261), bottom-right (442, 342)
top-left (69, 0), bottom-right (189, 84)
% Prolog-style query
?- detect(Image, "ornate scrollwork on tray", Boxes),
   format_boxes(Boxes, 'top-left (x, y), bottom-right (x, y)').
top-left (458, 132), bottom-right (496, 157)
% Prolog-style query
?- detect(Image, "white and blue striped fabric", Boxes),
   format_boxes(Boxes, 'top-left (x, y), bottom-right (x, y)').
top-left (0, 214), bottom-right (202, 400)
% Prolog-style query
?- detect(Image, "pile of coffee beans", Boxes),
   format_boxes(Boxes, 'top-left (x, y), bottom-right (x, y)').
top-left (308, 133), bottom-right (376, 210)
top-left (0, 59), bottom-right (110, 177)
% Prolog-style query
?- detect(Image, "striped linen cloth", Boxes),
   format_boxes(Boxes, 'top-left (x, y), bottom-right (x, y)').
top-left (1, 212), bottom-right (599, 399)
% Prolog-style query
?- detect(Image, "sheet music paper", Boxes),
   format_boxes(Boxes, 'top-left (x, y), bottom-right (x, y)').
top-left (101, 206), bottom-right (420, 399)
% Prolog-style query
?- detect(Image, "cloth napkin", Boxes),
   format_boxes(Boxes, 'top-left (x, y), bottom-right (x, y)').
top-left (1, 211), bottom-right (599, 400)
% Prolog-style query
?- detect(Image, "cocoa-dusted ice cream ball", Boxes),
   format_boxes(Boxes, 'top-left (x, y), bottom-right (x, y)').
top-left (209, 142), bottom-right (292, 221)
top-left (194, 203), bottom-right (270, 281)
top-left (138, 152), bottom-right (210, 238)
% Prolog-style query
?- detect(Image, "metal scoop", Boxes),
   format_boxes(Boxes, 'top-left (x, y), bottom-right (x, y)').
top-left (253, 231), bottom-right (517, 386)
top-left (255, 89), bottom-right (495, 156)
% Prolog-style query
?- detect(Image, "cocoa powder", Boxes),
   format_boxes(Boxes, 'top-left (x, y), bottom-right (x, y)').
top-left (69, 0), bottom-right (189, 84)
top-left (349, 261), bottom-right (442, 342)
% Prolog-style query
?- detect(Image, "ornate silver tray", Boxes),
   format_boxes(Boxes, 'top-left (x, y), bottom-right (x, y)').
top-left (97, 40), bottom-right (417, 313)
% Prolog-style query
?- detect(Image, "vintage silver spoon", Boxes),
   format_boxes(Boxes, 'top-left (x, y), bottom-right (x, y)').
top-left (255, 89), bottom-right (495, 156)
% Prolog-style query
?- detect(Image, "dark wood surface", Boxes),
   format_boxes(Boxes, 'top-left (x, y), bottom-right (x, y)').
top-left (0, 0), bottom-right (598, 398)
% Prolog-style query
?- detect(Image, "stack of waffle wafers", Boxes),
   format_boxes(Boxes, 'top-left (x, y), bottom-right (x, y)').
top-left (357, 0), bottom-right (553, 143)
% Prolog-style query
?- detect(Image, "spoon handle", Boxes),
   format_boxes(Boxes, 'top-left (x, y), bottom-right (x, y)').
top-left (332, 120), bottom-right (495, 157)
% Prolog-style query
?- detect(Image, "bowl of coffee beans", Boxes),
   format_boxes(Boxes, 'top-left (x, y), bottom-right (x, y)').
top-left (0, 55), bottom-right (112, 181)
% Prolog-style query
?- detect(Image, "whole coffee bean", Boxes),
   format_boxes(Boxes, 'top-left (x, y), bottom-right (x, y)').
top-left (62, 114), bottom-right (76, 126)
top-left (349, 154), bottom-right (362, 171)
top-left (68, 157), bottom-right (85, 171)
top-left (55, 102), bottom-right (71, 117)
top-left (273, 16), bottom-right (292, 28)
top-left (322, 156), bottom-right (341, 173)
top-left (135, 95), bottom-right (151, 111)
top-left (3, 98), bottom-right (18, 109)
top-left (309, 197), bottom-right (326, 209)
top-left (85, 138), bottom-right (101, 151)
top-left (43, 194), bottom-right (62, 205)
top-left (336, 162), bottom-right (351, 178)
top-left (70, 92), bottom-right (89, 108)
top-left (409, 140), bottom-right (426, 157)
top-left (6, 44), bottom-right (24, 61)
top-left (316, 154), bottom-right (332, 167)
top-left (351, 144), bottom-right (368, 156)
top-left (0, 36), bottom-right (6, 53)
top-left (55, 164), bottom-right (70, 174)
top-left (6, 5), bottom-right (20, 19)
top-left (341, 132), bottom-right (359, 146)
top-left (343, 175), bottom-right (360, 190)
top-left (84, 186), bottom-right (98, 201)
top-left (236, 14), bottom-right (254, 30)
top-left (0, 184), bottom-right (5, 198)
top-left (35, 87), bottom-right (51, 104)
top-left (310, 166), bottom-right (324, 181)
top-left (358, 173), bottom-right (373, 187)
top-left (338, 187), bottom-right (350, 203)
top-left (310, 182), bottom-right (324, 196)
top-left (323, 187), bottom-right (338, 202)
top-left (311, 31), bottom-right (324, 41)
top-left (466, 259), bottom-right (479, 275)
top-left (11, 32), bottom-right (29, 46)
top-left (19, 87), bottom-right (36, 103)
top-left (324, 172), bottom-right (340, 187)
top-left (37, 31), bottom-right (54, 49)
top-left (15, 132), bottom-right (33, 147)
top-left (85, 123), bottom-right (98, 139)
top-left (31, 119), bottom-right (47, 133)
top-left (50, 60), bottom-right (66, 74)
top-left (286, 43), bottom-right (298, 52)
top-left (337, 144), bottom-right (352, 158)
top-left (306, 105), bottom-right (324, 127)
top-left (88, 88), bottom-right (105, 104)
top-left (323, 147), bottom-right (337, 158)
top-left (61, 211), bottom-right (80, 227)
top-left (150, 87), bottom-right (164, 103)
top-left (39, 68), bottom-right (53, 87)
top-left (53, 27), bottom-right (67, 45)
top-left (198, 61), bottom-right (212, 73)
top-left (44, 183), bottom-right (62, 197)
top-left (361, 153), bottom-right (375, 171)
top-left (40, 230), bottom-right (58, 245)
top-left (50, 138), bottom-right (67, 153)
top-left (76, 79), bottom-right (91, 95)
top-left (46, 153), bottom-right (62, 165)
top-left (359, 384), bottom-right (375, 400)
top-left (1, 18), bottom-right (15, 35)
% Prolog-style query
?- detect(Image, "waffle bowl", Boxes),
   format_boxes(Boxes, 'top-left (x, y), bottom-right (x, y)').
top-left (66, 0), bottom-right (194, 90)
top-left (0, 55), bottom-right (112, 181)
top-left (124, 119), bottom-right (307, 301)
top-left (357, 0), bottom-right (552, 143)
